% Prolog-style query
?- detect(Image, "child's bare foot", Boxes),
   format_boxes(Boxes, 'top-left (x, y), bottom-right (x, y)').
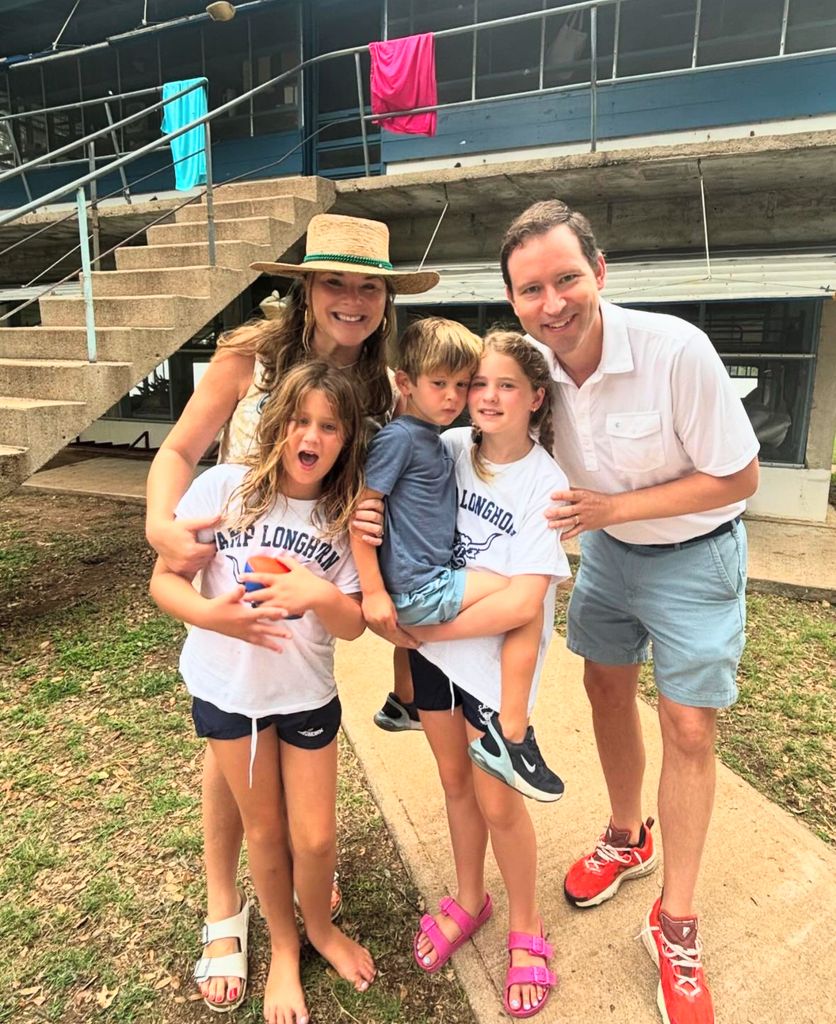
top-left (309, 924), bottom-right (376, 992)
top-left (264, 944), bottom-right (308, 1024)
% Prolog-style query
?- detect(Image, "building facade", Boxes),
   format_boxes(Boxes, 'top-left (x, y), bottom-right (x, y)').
top-left (2, 0), bottom-right (835, 520)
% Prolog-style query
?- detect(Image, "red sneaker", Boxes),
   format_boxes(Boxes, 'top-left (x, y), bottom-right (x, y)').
top-left (563, 817), bottom-right (656, 908)
top-left (641, 898), bottom-right (715, 1024)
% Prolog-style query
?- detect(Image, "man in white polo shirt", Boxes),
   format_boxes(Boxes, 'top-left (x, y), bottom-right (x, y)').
top-left (500, 200), bottom-right (759, 1024)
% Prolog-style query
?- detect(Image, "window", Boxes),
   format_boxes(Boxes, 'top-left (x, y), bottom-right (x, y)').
top-left (697, 0), bottom-right (785, 66)
top-left (9, 64), bottom-right (47, 160)
top-left (631, 299), bottom-right (819, 466)
top-left (249, 5), bottom-right (301, 135)
top-left (0, 75), bottom-right (14, 169)
top-left (79, 49), bottom-right (121, 157)
top-left (45, 57), bottom-right (85, 153)
top-left (204, 15), bottom-right (252, 140)
top-left (615, 0), bottom-right (697, 77)
top-left (785, 0), bottom-right (836, 54)
top-left (114, 39), bottom-right (162, 151)
top-left (388, 0), bottom-right (475, 103)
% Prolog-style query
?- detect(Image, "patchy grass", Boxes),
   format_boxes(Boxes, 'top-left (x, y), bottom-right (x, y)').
top-left (554, 588), bottom-right (836, 844)
top-left (0, 492), bottom-right (474, 1024)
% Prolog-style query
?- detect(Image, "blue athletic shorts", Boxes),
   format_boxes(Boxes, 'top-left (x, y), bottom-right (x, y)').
top-left (191, 694), bottom-right (341, 750)
top-left (567, 522), bottom-right (748, 709)
top-left (392, 566), bottom-right (467, 627)
top-left (407, 650), bottom-right (496, 734)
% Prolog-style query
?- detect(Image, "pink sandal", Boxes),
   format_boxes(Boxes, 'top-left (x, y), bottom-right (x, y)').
top-left (413, 893), bottom-right (493, 974)
top-left (503, 928), bottom-right (558, 1019)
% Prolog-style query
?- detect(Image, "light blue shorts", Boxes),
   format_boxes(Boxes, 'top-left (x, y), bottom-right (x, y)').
top-left (567, 523), bottom-right (748, 709)
top-left (392, 566), bottom-right (467, 627)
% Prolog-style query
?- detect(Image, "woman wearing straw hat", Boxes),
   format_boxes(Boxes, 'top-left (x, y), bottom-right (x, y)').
top-left (145, 212), bottom-right (438, 1013)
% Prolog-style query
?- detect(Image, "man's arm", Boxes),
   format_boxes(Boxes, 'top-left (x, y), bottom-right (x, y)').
top-left (548, 458), bottom-right (759, 540)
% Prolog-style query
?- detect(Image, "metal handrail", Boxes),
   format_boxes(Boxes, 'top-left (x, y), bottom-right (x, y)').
top-left (0, 84), bottom-right (172, 124)
top-left (0, 79), bottom-right (206, 187)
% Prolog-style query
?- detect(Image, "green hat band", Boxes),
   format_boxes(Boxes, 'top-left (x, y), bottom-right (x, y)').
top-left (303, 253), bottom-right (394, 271)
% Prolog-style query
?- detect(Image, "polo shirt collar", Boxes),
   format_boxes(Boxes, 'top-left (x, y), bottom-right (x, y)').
top-left (527, 300), bottom-right (634, 384)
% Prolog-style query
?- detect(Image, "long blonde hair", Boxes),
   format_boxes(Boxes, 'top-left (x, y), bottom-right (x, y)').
top-left (230, 361), bottom-right (366, 537)
top-left (219, 275), bottom-right (396, 424)
top-left (470, 331), bottom-right (554, 482)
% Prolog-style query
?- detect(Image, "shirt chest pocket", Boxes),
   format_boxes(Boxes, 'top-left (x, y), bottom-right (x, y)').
top-left (605, 411), bottom-right (665, 473)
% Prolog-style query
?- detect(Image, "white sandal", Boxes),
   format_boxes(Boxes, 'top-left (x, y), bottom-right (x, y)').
top-left (194, 896), bottom-right (250, 1014)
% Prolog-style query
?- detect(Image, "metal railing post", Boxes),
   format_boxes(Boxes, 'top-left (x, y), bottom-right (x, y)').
top-left (75, 187), bottom-right (97, 363)
top-left (203, 119), bottom-right (217, 267)
top-left (589, 4), bottom-right (598, 153)
top-left (354, 52), bottom-right (371, 177)
top-left (104, 96), bottom-right (132, 203)
top-left (87, 142), bottom-right (101, 267)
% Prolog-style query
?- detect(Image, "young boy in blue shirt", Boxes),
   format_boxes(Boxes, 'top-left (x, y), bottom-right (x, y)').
top-left (351, 317), bottom-right (562, 801)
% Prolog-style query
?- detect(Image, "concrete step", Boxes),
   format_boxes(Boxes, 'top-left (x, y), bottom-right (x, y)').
top-left (115, 238), bottom-right (271, 271)
top-left (0, 358), bottom-right (132, 401)
top-left (39, 293), bottom-right (215, 329)
top-left (208, 176), bottom-right (335, 205)
top-left (0, 396), bottom-right (88, 467)
top-left (0, 326), bottom-right (176, 362)
top-left (147, 216), bottom-right (277, 246)
top-left (0, 443), bottom-right (30, 493)
top-left (176, 195), bottom-right (303, 225)
top-left (88, 265), bottom-right (246, 298)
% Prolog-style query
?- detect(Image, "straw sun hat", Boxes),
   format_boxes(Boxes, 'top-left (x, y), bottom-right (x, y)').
top-left (250, 213), bottom-right (440, 295)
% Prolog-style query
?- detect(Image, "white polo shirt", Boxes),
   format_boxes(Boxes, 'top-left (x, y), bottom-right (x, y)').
top-left (528, 301), bottom-right (760, 545)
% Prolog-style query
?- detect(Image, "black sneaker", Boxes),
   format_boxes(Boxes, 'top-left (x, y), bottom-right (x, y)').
top-left (468, 717), bottom-right (564, 802)
top-left (373, 692), bottom-right (423, 732)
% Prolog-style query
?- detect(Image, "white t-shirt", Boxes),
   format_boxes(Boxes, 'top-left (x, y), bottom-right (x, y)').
top-left (528, 301), bottom-right (760, 544)
top-left (175, 463), bottom-right (360, 717)
top-left (419, 428), bottom-right (571, 712)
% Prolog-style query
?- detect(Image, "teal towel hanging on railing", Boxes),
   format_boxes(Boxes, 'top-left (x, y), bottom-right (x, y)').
top-left (161, 79), bottom-right (207, 191)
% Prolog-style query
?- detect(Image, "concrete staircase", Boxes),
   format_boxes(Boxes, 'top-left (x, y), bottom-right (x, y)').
top-left (0, 176), bottom-right (336, 499)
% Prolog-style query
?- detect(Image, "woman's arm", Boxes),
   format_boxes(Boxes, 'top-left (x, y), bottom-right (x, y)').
top-left (408, 574), bottom-right (551, 643)
top-left (242, 556), bottom-right (366, 641)
top-left (145, 348), bottom-right (255, 573)
top-left (149, 557), bottom-right (292, 652)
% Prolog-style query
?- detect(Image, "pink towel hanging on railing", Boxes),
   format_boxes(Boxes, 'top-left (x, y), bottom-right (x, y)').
top-left (369, 33), bottom-right (437, 137)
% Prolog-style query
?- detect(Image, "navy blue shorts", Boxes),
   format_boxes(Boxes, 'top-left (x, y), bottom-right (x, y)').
top-left (408, 650), bottom-right (497, 735)
top-left (191, 695), bottom-right (341, 750)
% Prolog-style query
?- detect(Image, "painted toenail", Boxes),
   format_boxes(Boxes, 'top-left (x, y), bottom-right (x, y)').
top-left (423, 955), bottom-right (431, 965)
top-left (229, 989), bottom-right (237, 999)
top-left (510, 1000), bottom-right (520, 1009)
top-left (523, 1003), bottom-right (531, 1011)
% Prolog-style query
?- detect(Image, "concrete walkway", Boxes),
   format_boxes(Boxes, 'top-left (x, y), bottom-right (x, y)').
top-left (337, 632), bottom-right (835, 1024)
top-left (19, 452), bottom-right (836, 1021)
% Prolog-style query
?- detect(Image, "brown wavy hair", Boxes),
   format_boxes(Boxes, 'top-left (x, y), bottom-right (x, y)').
top-left (500, 199), bottom-right (601, 290)
top-left (218, 275), bottom-right (396, 424)
top-left (229, 361), bottom-right (366, 538)
top-left (470, 331), bottom-right (554, 482)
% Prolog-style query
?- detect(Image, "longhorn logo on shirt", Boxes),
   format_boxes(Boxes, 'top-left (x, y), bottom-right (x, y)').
top-left (450, 530), bottom-right (503, 569)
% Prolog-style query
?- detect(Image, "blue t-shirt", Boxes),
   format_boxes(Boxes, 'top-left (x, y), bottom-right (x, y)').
top-left (364, 415), bottom-right (456, 593)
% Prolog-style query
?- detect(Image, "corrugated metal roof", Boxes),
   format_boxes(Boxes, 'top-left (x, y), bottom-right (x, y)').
top-left (398, 253), bottom-right (836, 305)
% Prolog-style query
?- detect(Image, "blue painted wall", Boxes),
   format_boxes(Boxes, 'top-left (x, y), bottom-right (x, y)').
top-left (380, 53), bottom-right (836, 164)
top-left (0, 129), bottom-right (303, 211)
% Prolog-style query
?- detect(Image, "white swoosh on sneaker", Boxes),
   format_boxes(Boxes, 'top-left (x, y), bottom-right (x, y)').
top-left (521, 756), bottom-right (537, 773)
